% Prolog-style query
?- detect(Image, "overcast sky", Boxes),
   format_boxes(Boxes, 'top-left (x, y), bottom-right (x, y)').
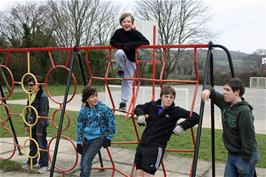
top-left (1, 0), bottom-right (265, 54)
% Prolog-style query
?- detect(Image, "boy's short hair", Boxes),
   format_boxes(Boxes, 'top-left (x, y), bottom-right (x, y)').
top-left (27, 75), bottom-right (42, 84)
top-left (160, 85), bottom-right (176, 98)
top-left (119, 12), bottom-right (135, 25)
top-left (27, 75), bottom-right (42, 88)
top-left (82, 86), bottom-right (97, 103)
top-left (224, 77), bottom-right (245, 97)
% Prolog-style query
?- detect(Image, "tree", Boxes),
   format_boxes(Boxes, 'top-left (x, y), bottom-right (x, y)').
top-left (0, 2), bottom-right (56, 80)
top-left (0, 2), bottom-right (55, 48)
top-left (0, 34), bottom-right (9, 48)
top-left (47, 0), bottom-right (118, 47)
top-left (134, 0), bottom-right (214, 79)
top-left (92, 1), bottom-right (119, 45)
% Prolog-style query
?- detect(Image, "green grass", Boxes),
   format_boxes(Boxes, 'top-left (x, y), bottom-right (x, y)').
top-left (0, 160), bottom-right (22, 172)
top-left (1, 104), bottom-right (266, 168)
top-left (4, 85), bottom-right (105, 100)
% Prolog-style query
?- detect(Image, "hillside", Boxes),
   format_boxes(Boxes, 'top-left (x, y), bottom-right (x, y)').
top-left (197, 49), bottom-right (263, 73)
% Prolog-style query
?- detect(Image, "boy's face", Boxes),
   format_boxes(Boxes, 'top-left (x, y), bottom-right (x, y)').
top-left (28, 81), bottom-right (38, 93)
top-left (161, 94), bottom-right (175, 108)
top-left (223, 84), bottom-right (240, 103)
top-left (86, 93), bottom-right (98, 107)
top-left (121, 16), bottom-right (133, 31)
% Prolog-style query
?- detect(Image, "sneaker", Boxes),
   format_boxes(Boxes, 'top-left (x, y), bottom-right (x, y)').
top-left (117, 70), bottom-right (124, 78)
top-left (37, 166), bottom-right (49, 174)
top-left (22, 163), bottom-right (39, 170)
top-left (119, 102), bottom-right (126, 111)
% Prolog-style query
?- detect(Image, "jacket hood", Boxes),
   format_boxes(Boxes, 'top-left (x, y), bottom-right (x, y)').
top-left (233, 100), bottom-right (253, 111)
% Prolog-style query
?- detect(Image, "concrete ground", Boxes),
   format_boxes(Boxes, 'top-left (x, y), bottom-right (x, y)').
top-left (2, 85), bottom-right (266, 176)
top-left (1, 137), bottom-right (265, 177)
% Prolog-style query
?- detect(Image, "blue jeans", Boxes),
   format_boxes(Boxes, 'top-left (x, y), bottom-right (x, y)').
top-left (36, 122), bottom-right (48, 167)
top-left (27, 122), bottom-right (48, 167)
top-left (28, 128), bottom-right (38, 165)
top-left (80, 137), bottom-right (104, 177)
top-left (115, 49), bottom-right (136, 103)
top-left (224, 151), bottom-right (259, 177)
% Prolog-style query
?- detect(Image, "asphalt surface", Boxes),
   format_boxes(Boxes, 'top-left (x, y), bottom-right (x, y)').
top-left (1, 137), bottom-right (265, 177)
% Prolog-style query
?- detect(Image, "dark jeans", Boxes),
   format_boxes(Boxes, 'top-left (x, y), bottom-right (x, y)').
top-left (27, 122), bottom-right (48, 167)
top-left (80, 137), bottom-right (104, 177)
top-left (27, 128), bottom-right (38, 165)
top-left (224, 151), bottom-right (259, 177)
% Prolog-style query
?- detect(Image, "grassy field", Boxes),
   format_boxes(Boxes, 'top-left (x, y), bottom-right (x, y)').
top-left (4, 85), bottom-right (106, 100)
top-left (1, 104), bottom-right (265, 168)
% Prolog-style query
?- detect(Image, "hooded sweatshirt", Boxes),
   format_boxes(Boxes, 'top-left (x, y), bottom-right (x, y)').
top-left (207, 87), bottom-right (257, 160)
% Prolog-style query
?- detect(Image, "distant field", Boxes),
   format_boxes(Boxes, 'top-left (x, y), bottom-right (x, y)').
top-left (2, 85), bottom-right (105, 100)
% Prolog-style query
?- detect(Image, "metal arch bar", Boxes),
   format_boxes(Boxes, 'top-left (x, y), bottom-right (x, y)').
top-left (209, 43), bottom-right (235, 177)
top-left (209, 51), bottom-right (215, 177)
top-left (49, 46), bottom-right (78, 177)
top-left (211, 43), bottom-right (235, 78)
top-left (0, 84), bottom-right (22, 155)
top-left (191, 42), bottom-right (213, 177)
top-left (191, 42), bottom-right (236, 177)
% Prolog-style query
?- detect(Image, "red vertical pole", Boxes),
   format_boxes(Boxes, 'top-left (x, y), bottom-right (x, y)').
top-left (152, 25), bottom-right (156, 101)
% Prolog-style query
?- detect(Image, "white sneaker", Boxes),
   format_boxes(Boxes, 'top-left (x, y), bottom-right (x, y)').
top-left (37, 166), bottom-right (49, 174)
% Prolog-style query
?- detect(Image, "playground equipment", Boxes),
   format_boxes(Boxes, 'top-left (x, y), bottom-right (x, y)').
top-left (0, 41), bottom-right (235, 177)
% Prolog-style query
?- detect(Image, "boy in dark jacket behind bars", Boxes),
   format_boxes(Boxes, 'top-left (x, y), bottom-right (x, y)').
top-left (134, 85), bottom-right (200, 176)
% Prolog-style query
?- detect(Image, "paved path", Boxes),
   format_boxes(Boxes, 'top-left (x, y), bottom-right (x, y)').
top-left (1, 137), bottom-right (265, 177)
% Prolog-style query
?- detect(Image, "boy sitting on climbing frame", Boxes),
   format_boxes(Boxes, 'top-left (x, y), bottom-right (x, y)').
top-left (134, 85), bottom-right (200, 176)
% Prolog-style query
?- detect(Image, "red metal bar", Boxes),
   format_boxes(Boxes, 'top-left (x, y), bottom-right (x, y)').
top-left (47, 135), bottom-right (78, 173)
top-left (152, 25), bottom-right (157, 101)
top-left (0, 126), bottom-right (16, 160)
top-left (139, 44), bottom-right (209, 49)
top-left (5, 52), bottom-right (10, 66)
top-left (48, 51), bottom-right (55, 67)
top-left (0, 44), bottom-right (208, 56)
top-left (161, 160), bottom-right (167, 177)
top-left (0, 45), bottom-right (113, 52)
top-left (0, 42), bottom-right (210, 177)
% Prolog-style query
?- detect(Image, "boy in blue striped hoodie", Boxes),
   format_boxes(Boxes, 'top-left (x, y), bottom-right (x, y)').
top-left (76, 86), bottom-right (116, 177)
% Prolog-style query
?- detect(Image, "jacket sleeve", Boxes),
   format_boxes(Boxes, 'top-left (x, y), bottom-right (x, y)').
top-left (40, 95), bottom-right (49, 117)
top-left (204, 85), bottom-right (227, 109)
top-left (105, 106), bottom-right (116, 140)
top-left (110, 30), bottom-right (126, 48)
top-left (134, 101), bottom-right (151, 116)
top-left (177, 107), bottom-right (200, 130)
top-left (125, 30), bottom-right (150, 50)
top-left (38, 95), bottom-right (49, 130)
top-left (76, 108), bottom-right (86, 144)
top-left (238, 109), bottom-right (256, 160)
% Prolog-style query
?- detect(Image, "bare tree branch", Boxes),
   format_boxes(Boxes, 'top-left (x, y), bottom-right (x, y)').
top-left (134, 0), bottom-right (215, 78)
